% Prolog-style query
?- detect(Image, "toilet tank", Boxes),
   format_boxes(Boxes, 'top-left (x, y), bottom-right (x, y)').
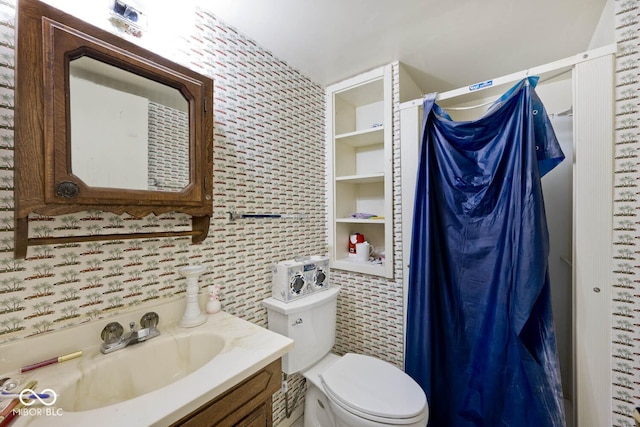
top-left (262, 286), bottom-right (340, 374)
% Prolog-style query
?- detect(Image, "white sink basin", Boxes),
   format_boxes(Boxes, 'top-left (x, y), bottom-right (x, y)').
top-left (0, 298), bottom-right (294, 427)
top-left (55, 330), bottom-right (225, 412)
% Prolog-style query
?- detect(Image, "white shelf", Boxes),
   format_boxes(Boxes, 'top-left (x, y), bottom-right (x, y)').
top-left (335, 173), bottom-right (384, 184)
top-left (332, 257), bottom-right (386, 276)
top-left (336, 217), bottom-right (385, 224)
top-left (335, 126), bottom-right (384, 147)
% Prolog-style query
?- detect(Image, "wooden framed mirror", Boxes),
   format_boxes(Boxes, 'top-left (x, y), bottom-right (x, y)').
top-left (14, 0), bottom-right (214, 259)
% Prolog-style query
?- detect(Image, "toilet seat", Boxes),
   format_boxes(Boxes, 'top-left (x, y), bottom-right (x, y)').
top-left (323, 385), bottom-right (428, 425)
top-left (319, 353), bottom-right (427, 424)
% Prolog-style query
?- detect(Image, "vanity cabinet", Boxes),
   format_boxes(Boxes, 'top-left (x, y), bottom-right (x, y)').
top-left (170, 358), bottom-right (281, 427)
top-left (327, 65), bottom-right (394, 278)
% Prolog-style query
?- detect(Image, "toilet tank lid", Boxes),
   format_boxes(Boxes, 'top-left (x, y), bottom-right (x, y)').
top-left (262, 286), bottom-right (340, 315)
top-left (320, 353), bottom-right (427, 419)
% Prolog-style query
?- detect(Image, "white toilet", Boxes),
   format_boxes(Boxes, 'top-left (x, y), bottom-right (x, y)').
top-left (262, 286), bottom-right (428, 427)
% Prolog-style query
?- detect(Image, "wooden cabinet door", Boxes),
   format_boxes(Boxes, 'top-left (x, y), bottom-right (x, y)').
top-left (233, 403), bottom-right (269, 427)
top-left (170, 359), bottom-right (280, 427)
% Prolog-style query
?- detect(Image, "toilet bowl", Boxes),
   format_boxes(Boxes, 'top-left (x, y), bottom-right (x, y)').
top-left (262, 285), bottom-right (428, 427)
top-left (303, 353), bottom-right (428, 427)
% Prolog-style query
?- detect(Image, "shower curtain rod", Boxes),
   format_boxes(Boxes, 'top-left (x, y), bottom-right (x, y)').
top-left (398, 43), bottom-right (617, 110)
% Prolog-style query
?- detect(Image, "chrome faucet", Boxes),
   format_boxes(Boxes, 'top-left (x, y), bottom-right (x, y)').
top-left (100, 312), bottom-right (160, 354)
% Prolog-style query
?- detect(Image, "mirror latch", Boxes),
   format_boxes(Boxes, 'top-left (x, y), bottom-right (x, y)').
top-left (55, 181), bottom-right (80, 198)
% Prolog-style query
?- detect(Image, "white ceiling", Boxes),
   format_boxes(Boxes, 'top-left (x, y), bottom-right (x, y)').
top-left (204, 0), bottom-right (609, 93)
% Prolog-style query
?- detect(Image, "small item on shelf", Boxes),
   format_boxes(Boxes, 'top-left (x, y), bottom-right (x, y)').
top-left (370, 216), bottom-right (385, 220)
top-left (355, 241), bottom-right (374, 263)
top-left (206, 285), bottom-right (221, 314)
top-left (350, 213), bottom-right (376, 219)
top-left (349, 233), bottom-right (365, 254)
top-left (371, 123), bottom-right (383, 128)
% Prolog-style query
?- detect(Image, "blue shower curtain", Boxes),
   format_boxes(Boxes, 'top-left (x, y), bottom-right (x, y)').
top-left (405, 77), bottom-right (566, 427)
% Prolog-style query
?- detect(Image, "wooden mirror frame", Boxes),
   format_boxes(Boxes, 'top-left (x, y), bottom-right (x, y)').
top-left (14, 0), bottom-right (214, 259)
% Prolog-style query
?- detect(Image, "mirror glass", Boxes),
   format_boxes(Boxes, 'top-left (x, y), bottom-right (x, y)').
top-left (69, 57), bottom-right (190, 192)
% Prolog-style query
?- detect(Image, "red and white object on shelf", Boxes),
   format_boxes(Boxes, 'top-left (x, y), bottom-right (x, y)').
top-left (348, 233), bottom-right (365, 255)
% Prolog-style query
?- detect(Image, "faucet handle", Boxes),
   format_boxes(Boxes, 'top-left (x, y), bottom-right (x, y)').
top-left (140, 312), bottom-right (159, 329)
top-left (101, 322), bottom-right (124, 344)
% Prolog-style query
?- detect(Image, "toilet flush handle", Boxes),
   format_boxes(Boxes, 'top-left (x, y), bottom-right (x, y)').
top-left (292, 318), bottom-right (303, 326)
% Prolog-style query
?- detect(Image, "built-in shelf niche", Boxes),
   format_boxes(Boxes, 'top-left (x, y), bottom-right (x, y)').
top-left (327, 65), bottom-right (393, 278)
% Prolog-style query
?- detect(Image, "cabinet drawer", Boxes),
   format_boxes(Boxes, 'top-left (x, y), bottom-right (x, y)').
top-left (171, 358), bottom-right (281, 427)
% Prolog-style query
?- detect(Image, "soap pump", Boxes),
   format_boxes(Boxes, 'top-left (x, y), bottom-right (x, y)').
top-left (178, 265), bottom-right (207, 327)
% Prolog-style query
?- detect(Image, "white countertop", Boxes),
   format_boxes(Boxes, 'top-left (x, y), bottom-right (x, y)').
top-left (0, 298), bottom-right (293, 426)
